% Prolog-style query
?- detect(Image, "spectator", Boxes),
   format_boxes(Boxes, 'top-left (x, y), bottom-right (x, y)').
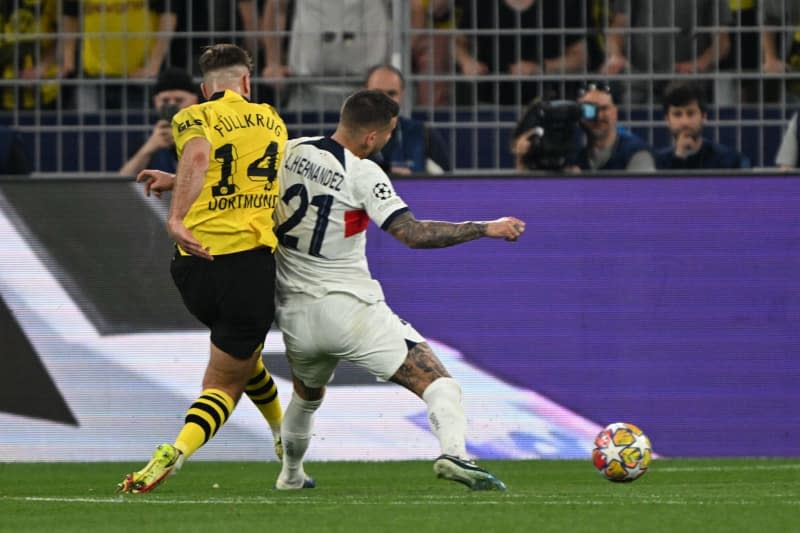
top-left (169, 1), bottom-right (260, 76)
top-left (365, 64), bottom-right (451, 174)
top-left (573, 81), bottom-right (655, 171)
top-left (761, 0), bottom-right (800, 102)
top-left (119, 68), bottom-right (200, 176)
top-left (410, 0), bottom-right (461, 106)
top-left (454, 0), bottom-right (586, 106)
top-left (654, 81), bottom-right (751, 170)
top-left (0, 126), bottom-right (31, 175)
top-left (602, 0), bottom-right (731, 105)
top-left (60, 0), bottom-right (177, 111)
top-left (774, 111), bottom-right (800, 170)
top-left (585, 0), bottom-right (614, 74)
top-left (718, 0), bottom-right (760, 104)
top-left (1, 0), bottom-right (61, 110)
top-left (261, 0), bottom-right (391, 110)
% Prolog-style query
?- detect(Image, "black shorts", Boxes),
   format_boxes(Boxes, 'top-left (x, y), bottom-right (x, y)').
top-left (170, 247), bottom-right (276, 359)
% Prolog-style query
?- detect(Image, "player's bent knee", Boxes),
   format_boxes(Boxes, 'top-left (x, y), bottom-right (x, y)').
top-left (292, 375), bottom-right (325, 401)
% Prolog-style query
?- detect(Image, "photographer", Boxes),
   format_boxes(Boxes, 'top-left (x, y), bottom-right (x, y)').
top-left (572, 82), bottom-right (655, 172)
top-left (511, 98), bottom-right (586, 172)
top-left (119, 68), bottom-right (199, 176)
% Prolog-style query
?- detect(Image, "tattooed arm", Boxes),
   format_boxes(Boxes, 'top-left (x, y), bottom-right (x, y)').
top-left (386, 210), bottom-right (526, 249)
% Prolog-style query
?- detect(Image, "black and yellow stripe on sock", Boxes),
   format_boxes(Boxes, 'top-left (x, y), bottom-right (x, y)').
top-left (174, 388), bottom-right (234, 458)
top-left (245, 356), bottom-right (283, 433)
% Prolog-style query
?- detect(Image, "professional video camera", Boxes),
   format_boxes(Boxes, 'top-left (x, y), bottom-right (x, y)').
top-left (515, 100), bottom-right (597, 171)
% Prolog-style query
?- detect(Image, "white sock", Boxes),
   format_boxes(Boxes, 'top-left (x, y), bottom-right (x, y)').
top-left (279, 392), bottom-right (322, 483)
top-left (422, 377), bottom-right (468, 458)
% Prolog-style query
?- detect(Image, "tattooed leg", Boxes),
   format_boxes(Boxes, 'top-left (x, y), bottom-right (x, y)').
top-left (391, 342), bottom-right (467, 457)
top-left (389, 342), bottom-right (451, 398)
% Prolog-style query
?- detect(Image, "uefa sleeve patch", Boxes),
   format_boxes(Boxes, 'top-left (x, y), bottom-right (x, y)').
top-left (372, 182), bottom-right (393, 200)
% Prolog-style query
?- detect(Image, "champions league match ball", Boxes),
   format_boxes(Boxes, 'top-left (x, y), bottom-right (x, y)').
top-left (592, 422), bottom-right (652, 482)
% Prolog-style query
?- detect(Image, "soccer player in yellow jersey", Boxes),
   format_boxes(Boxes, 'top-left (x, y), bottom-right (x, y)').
top-left (118, 44), bottom-right (288, 494)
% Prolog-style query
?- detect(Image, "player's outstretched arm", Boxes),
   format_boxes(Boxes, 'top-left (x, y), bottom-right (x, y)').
top-left (136, 169), bottom-right (176, 198)
top-left (386, 211), bottom-right (525, 249)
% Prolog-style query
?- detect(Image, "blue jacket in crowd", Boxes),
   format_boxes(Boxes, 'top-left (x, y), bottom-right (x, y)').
top-left (378, 116), bottom-right (450, 173)
top-left (654, 140), bottom-right (751, 170)
top-left (573, 127), bottom-right (652, 171)
top-left (148, 147), bottom-right (178, 174)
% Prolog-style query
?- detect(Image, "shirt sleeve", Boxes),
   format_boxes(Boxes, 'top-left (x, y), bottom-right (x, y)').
top-left (354, 159), bottom-right (408, 229)
top-left (171, 106), bottom-right (212, 157)
top-left (775, 113), bottom-right (798, 167)
top-left (626, 150), bottom-right (656, 172)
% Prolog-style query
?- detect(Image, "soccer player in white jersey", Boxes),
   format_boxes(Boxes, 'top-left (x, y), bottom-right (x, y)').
top-left (273, 89), bottom-right (526, 491)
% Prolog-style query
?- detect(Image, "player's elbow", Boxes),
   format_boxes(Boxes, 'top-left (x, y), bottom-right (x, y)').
top-left (188, 150), bottom-right (210, 171)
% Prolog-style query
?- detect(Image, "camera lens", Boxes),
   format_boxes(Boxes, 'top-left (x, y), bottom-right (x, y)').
top-left (581, 102), bottom-right (598, 121)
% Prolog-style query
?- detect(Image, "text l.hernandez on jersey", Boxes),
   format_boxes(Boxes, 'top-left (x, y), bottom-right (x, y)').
top-left (283, 153), bottom-right (345, 192)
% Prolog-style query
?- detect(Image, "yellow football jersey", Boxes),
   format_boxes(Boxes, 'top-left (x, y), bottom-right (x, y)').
top-left (78, 0), bottom-right (159, 76)
top-left (172, 90), bottom-right (287, 255)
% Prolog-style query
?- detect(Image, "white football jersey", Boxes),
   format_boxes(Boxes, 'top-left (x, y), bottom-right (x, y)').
top-left (274, 136), bottom-right (408, 302)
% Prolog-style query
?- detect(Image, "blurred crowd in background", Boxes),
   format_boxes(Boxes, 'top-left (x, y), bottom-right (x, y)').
top-left (3, 0), bottom-right (800, 174)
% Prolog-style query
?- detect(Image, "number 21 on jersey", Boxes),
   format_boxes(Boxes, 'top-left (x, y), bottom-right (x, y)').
top-left (275, 183), bottom-right (333, 257)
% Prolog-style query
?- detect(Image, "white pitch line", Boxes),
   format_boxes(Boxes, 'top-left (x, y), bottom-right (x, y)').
top-left (0, 495), bottom-right (512, 505)
top-left (655, 463), bottom-right (800, 473)
top-left (1, 495), bottom-right (798, 506)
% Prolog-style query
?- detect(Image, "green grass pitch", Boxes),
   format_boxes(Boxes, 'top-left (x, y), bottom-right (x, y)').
top-left (1, 459), bottom-right (798, 533)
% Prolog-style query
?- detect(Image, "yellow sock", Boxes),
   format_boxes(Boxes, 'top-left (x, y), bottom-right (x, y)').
top-left (245, 356), bottom-right (283, 437)
top-left (174, 388), bottom-right (234, 458)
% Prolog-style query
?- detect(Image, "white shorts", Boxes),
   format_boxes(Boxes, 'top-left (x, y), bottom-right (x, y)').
top-left (275, 291), bottom-right (425, 388)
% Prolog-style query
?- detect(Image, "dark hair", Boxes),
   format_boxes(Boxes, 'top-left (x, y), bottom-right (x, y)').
top-left (364, 64), bottom-right (405, 89)
top-left (578, 80), bottom-right (616, 104)
top-left (198, 43), bottom-right (253, 75)
top-left (662, 80), bottom-right (707, 113)
top-left (153, 67), bottom-right (197, 96)
top-left (340, 89), bottom-right (399, 131)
